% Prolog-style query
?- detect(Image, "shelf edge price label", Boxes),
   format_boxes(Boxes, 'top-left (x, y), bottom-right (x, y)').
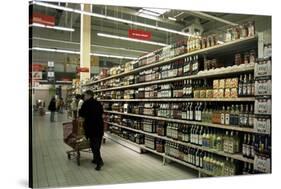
top-left (48, 61), bottom-right (54, 67)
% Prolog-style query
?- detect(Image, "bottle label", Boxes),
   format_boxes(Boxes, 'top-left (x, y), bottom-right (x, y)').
top-left (225, 114), bottom-right (230, 125)
top-left (199, 135), bottom-right (202, 145)
top-left (221, 114), bottom-right (225, 124)
top-left (247, 84), bottom-right (252, 96)
top-left (182, 112), bottom-right (187, 119)
top-left (196, 156), bottom-right (200, 166)
top-left (239, 86), bottom-right (243, 96)
top-left (251, 146), bottom-right (255, 158)
top-left (242, 144), bottom-right (246, 156)
top-left (243, 85), bottom-right (247, 96)
top-left (190, 111), bottom-right (193, 120)
top-left (246, 146), bottom-right (250, 157)
top-left (198, 112), bottom-right (202, 121)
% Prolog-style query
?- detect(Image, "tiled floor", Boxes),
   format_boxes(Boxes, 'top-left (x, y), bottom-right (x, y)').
top-left (32, 112), bottom-right (197, 188)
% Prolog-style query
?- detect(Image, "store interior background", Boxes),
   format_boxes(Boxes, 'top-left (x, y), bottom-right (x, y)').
top-left (31, 3), bottom-right (271, 94)
top-left (30, 1), bottom-right (272, 188)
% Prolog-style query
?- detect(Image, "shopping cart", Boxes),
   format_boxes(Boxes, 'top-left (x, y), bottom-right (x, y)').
top-left (63, 119), bottom-right (91, 166)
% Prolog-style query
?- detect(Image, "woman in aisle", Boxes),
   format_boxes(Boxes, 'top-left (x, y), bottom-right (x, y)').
top-left (48, 97), bottom-right (56, 122)
top-left (79, 90), bottom-right (104, 171)
top-left (59, 97), bottom-right (65, 113)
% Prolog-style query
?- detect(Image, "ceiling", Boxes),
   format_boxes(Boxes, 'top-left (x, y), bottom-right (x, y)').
top-left (30, 1), bottom-right (264, 76)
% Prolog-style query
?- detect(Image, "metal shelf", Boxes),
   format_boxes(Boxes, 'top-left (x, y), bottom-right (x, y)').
top-left (105, 121), bottom-right (254, 164)
top-left (84, 36), bottom-right (257, 86)
top-left (99, 97), bottom-right (255, 102)
top-left (104, 110), bottom-right (256, 133)
top-left (93, 64), bottom-right (254, 93)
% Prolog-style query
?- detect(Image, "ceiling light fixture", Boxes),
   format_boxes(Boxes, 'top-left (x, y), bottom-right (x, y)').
top-left (32, 1), bottom-right (194, 37)
top-left (29, 23), bottom-right (75, 32)
top-left (97, 33), bottom-right (167, 46)
top-left (90, 53), bottom-right (138, 60)
top-left (31, 47), bottom-right (138, 60)
top-left (32, 37), bottom-right (149, 53)
top-left (168, 17), bottom-right (177, 21)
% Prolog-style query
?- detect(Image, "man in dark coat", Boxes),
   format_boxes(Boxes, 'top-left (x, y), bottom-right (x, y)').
top-left (79, 90), bottom-right (104, 171)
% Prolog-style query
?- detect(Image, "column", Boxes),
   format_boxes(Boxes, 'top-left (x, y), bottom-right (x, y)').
top-left (80, 4), bottom-right (91, 81)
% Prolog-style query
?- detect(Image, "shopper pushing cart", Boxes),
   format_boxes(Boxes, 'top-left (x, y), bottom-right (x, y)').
top-left (79, 90), bottom-right (104, 171)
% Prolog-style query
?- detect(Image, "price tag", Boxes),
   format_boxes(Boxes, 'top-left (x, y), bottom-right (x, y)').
top-left (255, 80), bottom-right (272, 96)
top-left (254, 118), bottom-right (271, 134)
top-left (255, 99), bottom-right (271, 115)
top-left (254, 155), bottom-right (271, 173)
top-left (254, 61), bottom-right (272, 77)
top-left (48, 71), bottom-right (54, 77)
top-left (48, 61), bottom-right (54, 67)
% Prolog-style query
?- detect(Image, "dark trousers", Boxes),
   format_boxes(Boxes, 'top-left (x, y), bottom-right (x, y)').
top-left (89, 136), bottom-right (103, 165)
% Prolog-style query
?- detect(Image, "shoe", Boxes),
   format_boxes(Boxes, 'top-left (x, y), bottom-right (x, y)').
top-left (91, 159), bottom-right (97, 164)
top-left (95, 165), bottom-right (101, 171)
top-left (95, 161), bottom-right (104, 171)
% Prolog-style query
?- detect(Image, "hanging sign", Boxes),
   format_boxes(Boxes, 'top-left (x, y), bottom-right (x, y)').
top-left (128, 29), bottom-right (152, 40)
top-left (76, 67), bottom-right (89, 73)
top-left (32, 13), bottom-right (55, 26)
top-left (32, 72), bottom-right (42, 80)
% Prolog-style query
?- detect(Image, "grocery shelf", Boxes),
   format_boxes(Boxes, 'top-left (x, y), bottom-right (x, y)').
top-left (104, 110), bottom-right (256, 133)
top-left (99, 97), bottom-right (255, 102)
top-left (104, 132), bottom-right (142, 153)
top-left (139, 145), bottom-right (214, 176)
top-left (93, 64), bottom-right (255, 93)
top-left (84, 36), bottom-right (257, 86)
top-left (105, 121), bottom-right (254, 164)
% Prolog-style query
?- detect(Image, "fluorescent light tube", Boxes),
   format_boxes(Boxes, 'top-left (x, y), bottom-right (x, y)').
top-left (31, 47), bottom-right (138, 60)
top-left (32, 1), bottom-right (194, 37)
top-left (168, 17), bottom-right (177, 21)
top-left (97, 33), bottom-right (167, 46)
top-left (30, 23), bottom-right (75, 32)
top-left (90, 53), bottom-right (138, 60)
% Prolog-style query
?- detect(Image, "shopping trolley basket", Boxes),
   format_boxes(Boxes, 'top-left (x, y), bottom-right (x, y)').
top-left (63, 119), bottom-right (91, 166)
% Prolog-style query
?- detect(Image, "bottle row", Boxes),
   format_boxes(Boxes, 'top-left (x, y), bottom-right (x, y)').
top-left (107, 125), bottom-right (270, 174)
top-left (97, 55), bottom-right (257, 90)
top-left (98, 72), bottom-right (270, 100)
top-left (108, 102), bottom-right (255, 128)
top-left (108, 115), bottom-right (271, 157)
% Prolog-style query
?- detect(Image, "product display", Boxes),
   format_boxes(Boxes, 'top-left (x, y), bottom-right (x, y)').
top-left (83, 28), bottom-right (272, 178)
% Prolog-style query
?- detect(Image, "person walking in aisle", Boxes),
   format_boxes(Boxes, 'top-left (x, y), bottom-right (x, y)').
top-left (48, 97), bottom-right (56, 122)
top-left (79, 90), bottom-right (104, 171)
top-left (59, 97), bottom-right (65, 113)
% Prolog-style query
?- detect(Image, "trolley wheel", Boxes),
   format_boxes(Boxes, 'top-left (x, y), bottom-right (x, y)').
top-left (67, 153), bottom-right (71, 160)
top-left (77, 151), bottom-right (80, 166)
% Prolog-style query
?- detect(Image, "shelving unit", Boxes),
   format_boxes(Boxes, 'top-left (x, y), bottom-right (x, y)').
top-left (82, 33), bottom-right (271, 176)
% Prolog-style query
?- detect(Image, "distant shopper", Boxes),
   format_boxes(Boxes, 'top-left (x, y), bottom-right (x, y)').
top-left (59, 97), bottom-right (65, 113)
top-left (79, 90), bottom-right (104, 171)
top-left (77, 94), bottom-right (84, 116)
top-left (48, 97), bottom-right (56, 122)
top-left (70, 97), bottom-right (78, 119)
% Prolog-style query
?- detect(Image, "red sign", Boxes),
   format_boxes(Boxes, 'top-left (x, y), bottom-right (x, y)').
top-left (32, 13), bottom-right (55, 26)
top-left (32, 64), bottom-right (43, 71)
top-left (128, 29), bottom-right (151, 40)
top-left (76, 67), bottom-right (89, 73)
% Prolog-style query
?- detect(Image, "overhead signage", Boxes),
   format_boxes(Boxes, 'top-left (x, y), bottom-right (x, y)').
top-left (32, 72), bottom-right (42, 80)
top-left (32, 13), bottom-right (55, 26)
top-left (128, 29), bottom-right (152, 40)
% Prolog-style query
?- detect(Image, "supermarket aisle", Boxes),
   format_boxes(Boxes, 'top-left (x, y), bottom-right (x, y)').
top-left (32, 112), bottom-right (197, 188)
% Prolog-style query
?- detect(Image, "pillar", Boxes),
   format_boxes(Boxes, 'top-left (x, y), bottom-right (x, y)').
top-left (80, 4), bottom-right (91, 81)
